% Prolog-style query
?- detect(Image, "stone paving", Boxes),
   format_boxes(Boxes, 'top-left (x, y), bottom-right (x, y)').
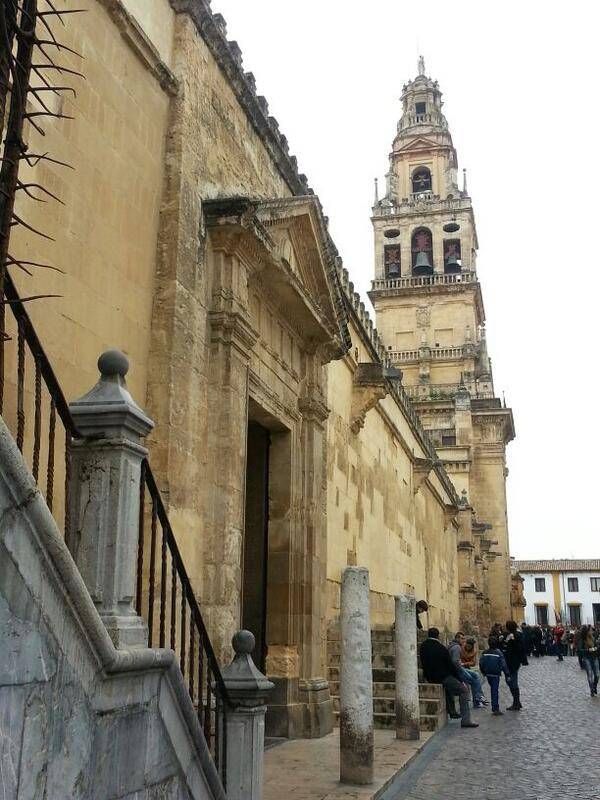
top-left (387, 656), bottom-right (600, 800)
top-left (264, 728), bottom-right (434, 800)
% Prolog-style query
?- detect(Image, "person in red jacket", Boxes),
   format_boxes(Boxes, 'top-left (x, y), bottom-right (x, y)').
top-left (554, 623), bottom-right (565, 662)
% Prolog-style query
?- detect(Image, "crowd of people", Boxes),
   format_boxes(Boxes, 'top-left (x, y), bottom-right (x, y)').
top-left (520, 621), bottom-right (600, 695)
top-left (418, 618), bottom-right (600, 728)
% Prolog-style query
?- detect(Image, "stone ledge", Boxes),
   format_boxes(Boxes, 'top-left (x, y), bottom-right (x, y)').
top-left (99, 0), bottom-right (179, 95)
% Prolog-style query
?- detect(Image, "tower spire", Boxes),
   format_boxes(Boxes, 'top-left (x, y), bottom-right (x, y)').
top-left (418, 55), bottom-right (425, 76)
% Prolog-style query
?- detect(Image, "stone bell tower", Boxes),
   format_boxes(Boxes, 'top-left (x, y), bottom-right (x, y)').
top-left (369, 59), bottom-right (516, 627)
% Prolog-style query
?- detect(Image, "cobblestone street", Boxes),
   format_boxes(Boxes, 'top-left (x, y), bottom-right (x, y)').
top-left (388, 657), bottom-right (600, 800)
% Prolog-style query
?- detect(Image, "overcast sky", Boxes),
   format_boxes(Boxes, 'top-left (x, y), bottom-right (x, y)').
top-left (214, 1), bottom-right (599, 559)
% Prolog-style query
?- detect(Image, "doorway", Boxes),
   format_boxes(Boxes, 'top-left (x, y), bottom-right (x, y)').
top-left (242, 421), bottom-right (270, 671)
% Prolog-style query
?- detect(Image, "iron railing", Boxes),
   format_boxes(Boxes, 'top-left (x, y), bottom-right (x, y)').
top-left (137, 460), bottom-right (228, 779)
top-left (0, 273), bottom-right (76, 532)
top-left (0, 275), bottom-right (229, 788)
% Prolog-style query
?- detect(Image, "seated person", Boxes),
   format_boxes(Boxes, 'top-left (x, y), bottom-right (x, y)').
top-left (419, 627), bottom-right (478, 728)
top-left (449, 631), bottom-right (486, 708)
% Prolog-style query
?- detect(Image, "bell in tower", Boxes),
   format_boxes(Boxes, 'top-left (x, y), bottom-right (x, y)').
top-left (444, 239), bottom-right (462, 274)
top-left (411, 228), bottom-right (434, 276)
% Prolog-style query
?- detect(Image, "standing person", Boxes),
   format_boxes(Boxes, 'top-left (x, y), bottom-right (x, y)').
top-left (415, 600), bottom-right (428, 630)
top-left (567, 628), bottom-right (575, 657)
top-left (554, 623), bottom-right (565, 661)
top-left (419, 628), bottom-right (478, 728)
top-left (574, 626), bottom-right (585, 669)
top-left (578, 625), bottom-right (599, 697)
top-left (479, 636), bottom-right (510, 716)
top-left (539, 626), bottom-right (547, 657)
top-left (504, 620), bottom-right (527, 711)
top-left (532, 625), bottom-right (542, 658)
top-left (521, 623), bottom-right (532, 657)
top-left (448, 632), bottom-right (486, 708)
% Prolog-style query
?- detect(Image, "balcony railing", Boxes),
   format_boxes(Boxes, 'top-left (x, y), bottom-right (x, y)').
top-left (403, 382), bottom-right (495, 401)
top-left (373, 196), bottom-right (471, 217)
top-left (388, 344), bottom-right (477, 363)
top-left (0, 273), bottom-right (230, 788)
top-left (371, 271), bottom-right (476, 291)
top-left (410, 191), bottom-right (434, 201)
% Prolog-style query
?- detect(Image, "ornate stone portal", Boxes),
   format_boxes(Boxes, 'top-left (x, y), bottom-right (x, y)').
top-left (202, 196), bottom-right (349, 738)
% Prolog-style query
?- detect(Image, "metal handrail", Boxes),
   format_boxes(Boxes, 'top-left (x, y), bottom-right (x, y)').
top-left (137, 460), bottom-right (229, 783)
top-left (0, 273), bottom-right (229, 786)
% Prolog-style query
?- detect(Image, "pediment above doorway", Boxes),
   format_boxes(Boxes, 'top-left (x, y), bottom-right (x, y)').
top-left (204, 196), bottom-right (351, 358)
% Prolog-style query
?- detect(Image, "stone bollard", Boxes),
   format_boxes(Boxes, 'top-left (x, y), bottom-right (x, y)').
top-left (67, 350), bottom-right (154, 648)
top-left (222, 630), bottom-right (274, 800)
top-left (339, 566), bottom-right (373, 785)
top-left (395, 594), bottom-right (420, 740)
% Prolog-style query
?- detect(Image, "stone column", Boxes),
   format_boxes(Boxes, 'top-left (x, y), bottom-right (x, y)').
top-left (394, 594), bottom-right (420, 740)
top-left (339, 567), bottom-right (373, 785)
top-left (67, 350), bottom-right (154, 648)
top-left (222, 630), bottom-right (274, 800)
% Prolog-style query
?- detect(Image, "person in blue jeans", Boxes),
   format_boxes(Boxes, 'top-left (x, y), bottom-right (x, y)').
top-left (479, 636), bottom-right (510, 715)
top-left (448, 632), bottom-right (486, 708)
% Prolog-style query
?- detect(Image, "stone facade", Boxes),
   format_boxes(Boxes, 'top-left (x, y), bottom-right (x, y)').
top-left (369, 61), bottom-right (516, 629)
top-left (3, 3), bottom-right (509, 744)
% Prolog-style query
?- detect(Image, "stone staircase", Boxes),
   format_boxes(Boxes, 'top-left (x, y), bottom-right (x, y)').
top-left (327, 626), bottom-right (447, 733)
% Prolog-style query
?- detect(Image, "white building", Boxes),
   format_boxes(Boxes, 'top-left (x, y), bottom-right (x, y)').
top-left (513, 559), bottom-right (600, 627)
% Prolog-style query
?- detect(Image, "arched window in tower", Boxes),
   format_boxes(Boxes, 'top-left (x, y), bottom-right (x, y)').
top-left (443, 239), bottom-right (462, 274)
top-left (384, 245), bottom-right (401, 278)
top-left (411, 228), bottom-right (433, 276)
top-left (412, 167), bottom-right (432, 194)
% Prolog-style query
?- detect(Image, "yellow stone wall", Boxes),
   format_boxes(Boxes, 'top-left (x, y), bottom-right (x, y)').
top-left (325, 317), bottom-right (460, 634)
top-left (374, 295), bottom-right (480, 353)
top-left (10, 0), bottom-right (173, 406)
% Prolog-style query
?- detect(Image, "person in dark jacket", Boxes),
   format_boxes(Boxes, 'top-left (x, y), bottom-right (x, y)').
top-left (504, 620), bottom-right (527, 710)
top-left (419, 627), bottom-right (478, 728)
top-left (479, 636), bottom-right (510, 715)
top-left (415, 600), bottom-right (428, 630)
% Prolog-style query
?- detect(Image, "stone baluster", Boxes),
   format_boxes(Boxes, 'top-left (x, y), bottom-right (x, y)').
top-left (222, 630), bottom-right (274, 800)
top-left (394, 594), bottom-right (420, 740)
top-left (339, 566), bottom-right (374, 785)
top-left (67, 350), bottom-right (153, 648)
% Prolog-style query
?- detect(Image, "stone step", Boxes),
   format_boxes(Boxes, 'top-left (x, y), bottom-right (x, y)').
top-left (372, 667), bottom-right (394, 682)
top-left (419, 712), bottom-right (446, 732)
top-left (419, 682), bottom-right (445, 700)
top-left (331, 695), bottom-right (443, 718)
top-left (372, 653), bottom-right (395, 669)
top-left (330, 680), bottom-right (442, 701)
top-left (371, 641), bottom-right (395, 657)
top-left (333, 708), bottom-right (446, 733)
top-left (328, 639), bottom-right (396, 657)
top-left (371, 628), bottom-right (394, 642)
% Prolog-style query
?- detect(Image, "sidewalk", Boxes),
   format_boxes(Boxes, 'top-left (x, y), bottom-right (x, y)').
top-left (263, 728), bottom-right (434, 800)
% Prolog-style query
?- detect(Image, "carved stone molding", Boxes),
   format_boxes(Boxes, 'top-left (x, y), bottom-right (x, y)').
top-left (298, 387), bottom-right (330, 425)
top-left (99, 0), bottom-right (179, 95)
top-left (444, 504), bottom-right (459, 528)
top-left (349, 363), bottom-right (388, 434)
top-left (412, 457), bottom-right (434, 495)
top-left (209, 309), bottom-right (258, 357)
